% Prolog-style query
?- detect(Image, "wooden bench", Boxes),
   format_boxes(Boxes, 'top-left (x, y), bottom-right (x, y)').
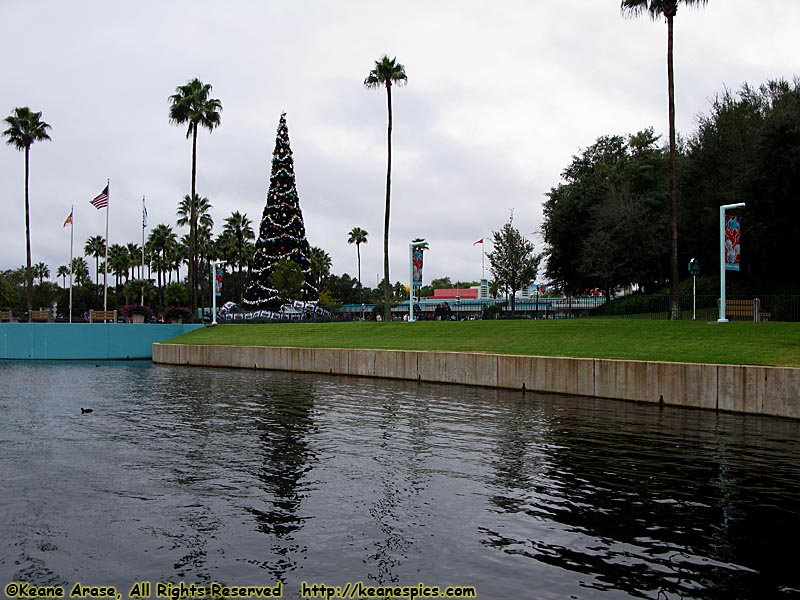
top-left (30, 310), bottom-right (52, 322)
top-left (726, 299), bottom-right (765, 322)
top-left (0, 310), bottom-right (13, 322)
top-left (89, 310), bottom-right (117, 323)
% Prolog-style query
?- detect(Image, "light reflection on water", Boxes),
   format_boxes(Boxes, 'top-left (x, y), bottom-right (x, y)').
top-left (1, 361), bottom-right (799, 599)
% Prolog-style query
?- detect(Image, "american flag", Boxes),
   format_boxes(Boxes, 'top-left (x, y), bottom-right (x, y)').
top-left (90, 185), bottom-right (109, 209)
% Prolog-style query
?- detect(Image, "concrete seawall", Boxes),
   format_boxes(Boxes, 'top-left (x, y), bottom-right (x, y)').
top-left (152, 343), bottom-right (800, 419)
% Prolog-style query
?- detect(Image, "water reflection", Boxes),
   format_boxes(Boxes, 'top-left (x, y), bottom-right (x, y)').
top-left (1, 362), bottom-right (800, 598)
top-left (246, 379), bottom-right (317, 581)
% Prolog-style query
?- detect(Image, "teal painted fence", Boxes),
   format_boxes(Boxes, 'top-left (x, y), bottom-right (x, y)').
top-left (0, 323), bottom-right (203, 360)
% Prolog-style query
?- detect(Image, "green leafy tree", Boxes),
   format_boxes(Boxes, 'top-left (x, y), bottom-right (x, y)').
top-left (270, 259), bottom-right (304, 305)
top-left (169, 78), bottom-right (222, 314)
top-left (321, 273), bottom-right (362, 305)
top-left (3, 106), bottom-right (51, 320)
top-left (486, 216), bottom-right (541, 313)
top-left (680, 79), bottom-right (800, 292)
top-left (543, 130), bottom-right (669, 295)
top-left (164, 282), bottom-right (189, 307)
top-left (364, 55), bottom-right (407, 322)
top-left (621, 0), bottom-right (708, 318)
top-left (347, 227), bottom-right (369, 293)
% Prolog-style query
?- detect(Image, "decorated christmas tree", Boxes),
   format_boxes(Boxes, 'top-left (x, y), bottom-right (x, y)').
top-left (243, 113), bottom-right (317, 309)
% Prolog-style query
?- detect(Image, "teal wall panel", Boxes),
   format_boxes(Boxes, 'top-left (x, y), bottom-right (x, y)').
top-left (0, 323), bottom-right (202, 360)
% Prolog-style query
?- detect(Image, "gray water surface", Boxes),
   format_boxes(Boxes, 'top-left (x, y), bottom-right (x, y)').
top-left (1, 361), bottom-right (799, 599)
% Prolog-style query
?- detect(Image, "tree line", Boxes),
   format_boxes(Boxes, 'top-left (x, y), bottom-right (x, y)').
top-left (543, 78), bottom-right (800, 297)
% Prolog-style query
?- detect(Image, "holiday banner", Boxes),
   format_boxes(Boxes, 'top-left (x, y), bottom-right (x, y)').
top-left (215, 265), bottom-right (224, 297)
top-left (725, 216), bottom-right (741, 271)
top-left (412, 247), bottom-right (424, 288)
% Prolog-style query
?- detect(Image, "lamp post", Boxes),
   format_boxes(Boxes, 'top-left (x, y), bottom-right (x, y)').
top-left (211, 260), bottom-right (223, 326)
top-left (408, 239), bottom-right (427, 322)
top-left (718, 203), bottom-right (745, 323)
top-left (688, 258), bottom-right (700, 320)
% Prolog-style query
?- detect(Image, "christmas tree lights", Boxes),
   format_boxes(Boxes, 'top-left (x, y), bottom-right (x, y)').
top-left (244, 113), bottom-right (318, 309)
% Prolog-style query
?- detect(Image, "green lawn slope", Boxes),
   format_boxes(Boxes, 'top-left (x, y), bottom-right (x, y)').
top-left (168, 319), bottom-right (800, 367)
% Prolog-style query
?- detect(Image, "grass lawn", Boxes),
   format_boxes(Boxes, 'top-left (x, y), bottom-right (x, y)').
top-left (169, 318), bottom-right (800, 367)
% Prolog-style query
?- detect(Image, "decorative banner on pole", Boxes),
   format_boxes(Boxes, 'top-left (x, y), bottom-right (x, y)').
top-left (725, 216), bottom-right (741, 271)
top-left (215, 265), bottom-right (224, 297)
top-left (412, 247), bottom-right (423, 288)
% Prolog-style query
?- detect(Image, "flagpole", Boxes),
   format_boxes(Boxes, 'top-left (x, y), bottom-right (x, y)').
top-left (69, 205), bottom-right (74, 323)
top-left (103, 179), bottom-right (109, 311)
top-left (141, 195), bottom-right (146, 306)
top-left (481, 239), bottom-right (485, 280)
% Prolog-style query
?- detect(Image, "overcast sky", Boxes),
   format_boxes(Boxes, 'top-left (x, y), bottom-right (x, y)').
top-left (2, 0), bottom-right (798, 289)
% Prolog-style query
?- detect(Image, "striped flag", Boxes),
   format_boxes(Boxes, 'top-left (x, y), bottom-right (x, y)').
top-left (90, 185), bottom-right (109, 209)
top-left (142, 197), bottom-right (148, 228)
top-left (63, 210), bottom-right (73, 227)
top-left (473, 238), bottom-right (483, 245)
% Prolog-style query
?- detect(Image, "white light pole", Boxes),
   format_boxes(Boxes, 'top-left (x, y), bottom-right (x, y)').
top-left (211, 260), bottom-right (223, 326)
top-left (718, 203), bottom-right (745, 323)
top-left (408, 239), bottom-right (427, 323)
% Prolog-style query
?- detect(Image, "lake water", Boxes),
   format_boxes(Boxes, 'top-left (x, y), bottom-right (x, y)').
top-left (1, 361), bottom-right (799, 599)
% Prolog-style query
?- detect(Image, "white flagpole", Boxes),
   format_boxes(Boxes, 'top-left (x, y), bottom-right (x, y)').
top-left (103, 179), bottom-right (109, 311)
top-left (69, 205), bottom-right (74, 323)
top-left (141, 195), bottom-right (146, 306)
top-left (481, 239), bottom-right (485, 280)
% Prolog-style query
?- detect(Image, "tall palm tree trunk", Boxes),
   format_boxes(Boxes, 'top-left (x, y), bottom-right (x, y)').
top-left (667, 12), bottom-right (680, 320)
top-left (383, 84), bottom-right (393, 322)
top-left (24, 146), bottom-right (33, 321)
top-left (357, 243), bottom-right (363, 304)
top-left (190, 125), bottom-right (198, 316)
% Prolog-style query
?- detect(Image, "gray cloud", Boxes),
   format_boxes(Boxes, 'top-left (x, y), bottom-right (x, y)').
top-left (2, 0), bottom-right (798, 289)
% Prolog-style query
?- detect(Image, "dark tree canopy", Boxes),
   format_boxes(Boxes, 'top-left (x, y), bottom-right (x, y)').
top-left (543, 129), bottom-right (669, 295)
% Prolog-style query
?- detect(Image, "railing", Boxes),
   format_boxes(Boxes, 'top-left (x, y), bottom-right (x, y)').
top-left (590, 294), bottom-right (800, 322)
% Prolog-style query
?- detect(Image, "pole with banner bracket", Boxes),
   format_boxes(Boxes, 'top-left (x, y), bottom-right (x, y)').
top-left (718, 203), bottom-right (745, 323)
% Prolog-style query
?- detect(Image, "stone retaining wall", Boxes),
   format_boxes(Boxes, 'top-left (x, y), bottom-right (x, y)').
top-left (152, 344), bottom-right (800, 419)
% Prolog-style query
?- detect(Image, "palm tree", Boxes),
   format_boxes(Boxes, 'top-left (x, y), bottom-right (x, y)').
top-left (3, 107), bottom-right (51, 321)
top-left (70, 257), bottom-right (90, 287)
top-left (126, 243), bottom-right (142, 279)
top-left (57, 264), bottom-right (69, 288)
top-left (108, 244), bottom-right (131, 288)
top-left (177, 193), bottom-right (214, 231)
top-left (169, 79), bottom-right (222, 315)
top-left (222, 211), bottom-right (254, 303)
top-left (347, 227), bottom-right (369, 292)
top-left (33, 262), bottom-right (50, 285)
top-left (621, 0), bottom-right (708, 319)
top-left (309, 246), bottom-right (332, 291)
top-left (364, 55), bottom-right (407, 322)
top-left (84, 235), bottom-right (105, 284)
top-left (148, 224), bottom-right (177, 304)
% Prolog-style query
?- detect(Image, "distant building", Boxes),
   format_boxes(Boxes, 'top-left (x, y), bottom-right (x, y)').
top-left (431, 288), bottom-right (478, 300)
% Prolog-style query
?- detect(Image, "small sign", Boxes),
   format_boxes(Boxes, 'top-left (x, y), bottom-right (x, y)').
top-left (688, 259), bottom-right (700, 276)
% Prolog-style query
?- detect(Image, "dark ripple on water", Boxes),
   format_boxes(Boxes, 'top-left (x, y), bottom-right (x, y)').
top-left (1, 361), bottom-right (800, 598)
